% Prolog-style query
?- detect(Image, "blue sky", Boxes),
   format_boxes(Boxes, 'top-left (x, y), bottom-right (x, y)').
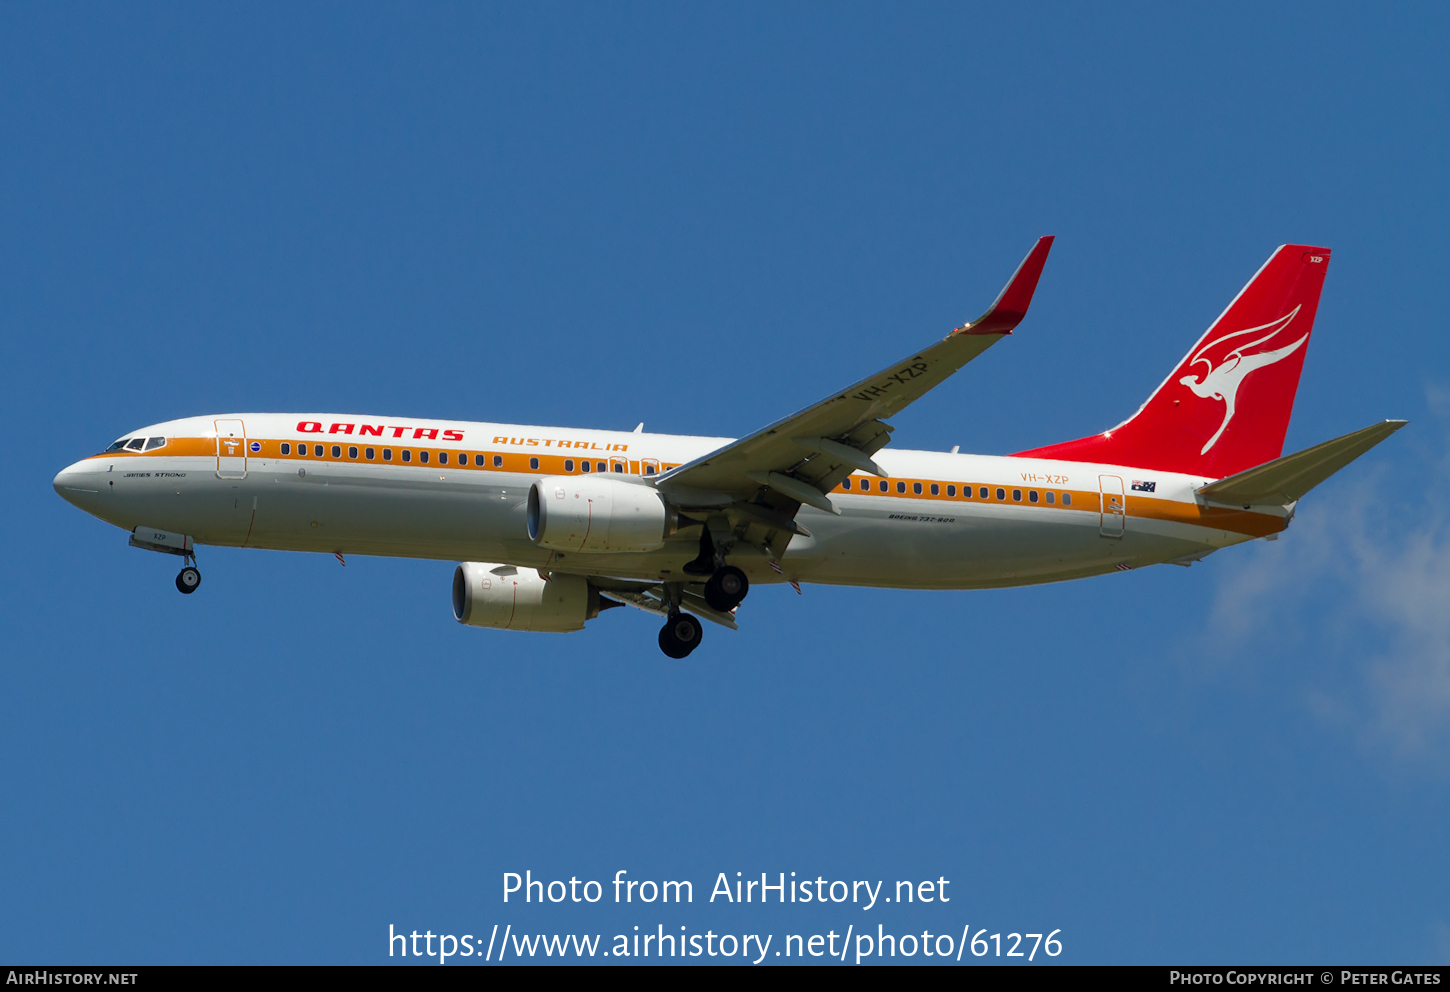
top-left (2, 3), bottom-right (1448, 965)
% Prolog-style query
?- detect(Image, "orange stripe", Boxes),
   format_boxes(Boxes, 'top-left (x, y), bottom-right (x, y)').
top-left (831, 477), bottom-right (1283, 537)
top-left (85, 438), bottom-right (1284, 538)
top-left (83, 438), bottom-right (680, 475)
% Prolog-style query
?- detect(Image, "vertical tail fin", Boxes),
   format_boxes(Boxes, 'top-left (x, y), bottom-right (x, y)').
top-left (1015, 244), bottom-right (1331, 478)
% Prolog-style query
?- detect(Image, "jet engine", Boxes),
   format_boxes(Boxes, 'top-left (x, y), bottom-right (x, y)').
top-left (452, 562), bottom-right (614, 633)
top-left (527, 476), bottom-right (669, 553)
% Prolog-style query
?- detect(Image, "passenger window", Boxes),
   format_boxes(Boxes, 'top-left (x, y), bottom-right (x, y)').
top-left (979, 487), bottom-right (989, 499)
top-left (1012, 489), bottom-right (1022, 501)
top-left (565, 459), bottom-right (575, 472)
top-left (314, 445), bottom-right (324, 456)
top-left (438, 452), bottom-right (448, 464)
top-left (1029, 490), bottom-right (1038, 503)
top-left (366, 448), bottom-right (375, 460)
top-left (281, 442), bottom-right (291, 455)
top-left (349, 446), bottom-right (358, 458)
top-left (126, 438), bottom-right (146, 450)
top-left (644, 465), bottom-right (656, 475)
top-left (896, 482), bottom-right (906, 493)
top-left (493, 455), bottom-right (503, 468)
top-left (331, 445), bottom-right (341, 458)
top-left (930, 483), bottom-right (939, 495)
top-left (1062, 493), bottom-right (1072, 506)
top-left (383, 449), bottom-right (392, 461)
top-left (581, 460), bottom-right (591, 472)
top-left (475, 454), bottom-right (485, 466)
top-left (144, 437), bottom-right (166, 451)
top-left (402, 450), bottom-right (411, 463)
top-left (880, 480), bottom-right (888, 492)
top-left (530, 457), bottom-right (540, 470)
top-left (596, 462), bottom-right (606, 472)
top-left (1045, 491), bottom-right (1055, 504)
top-left (420, 451), bottom-right (430, 464)
top-left (841, 479), bottom-right (851, 490)
top-left (913, 482), bottom-right (922, 494)
top-left (947, 485), bottom-right (956, 497)
top-left (996, 488), bottom-right (1005, 500)
top-left (613, 463), bottom-right (623, 473)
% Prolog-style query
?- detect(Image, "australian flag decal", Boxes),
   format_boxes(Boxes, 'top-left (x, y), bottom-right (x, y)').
top-left (1131, 480), bottom-right (1156, 493)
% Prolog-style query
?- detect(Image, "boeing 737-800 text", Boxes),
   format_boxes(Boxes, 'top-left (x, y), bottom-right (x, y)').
top-left (54, 239), bottom-right (1403, 657)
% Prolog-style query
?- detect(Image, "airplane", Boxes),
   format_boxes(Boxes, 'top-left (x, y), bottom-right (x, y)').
top-left (53, 238), bottom-right (1404, 658)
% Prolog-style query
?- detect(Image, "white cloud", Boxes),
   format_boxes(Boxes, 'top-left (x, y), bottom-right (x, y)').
top-left (1432, 921), bottom-right (1450, 965)
top-left (1205, 411), bottom-right (1450, 760)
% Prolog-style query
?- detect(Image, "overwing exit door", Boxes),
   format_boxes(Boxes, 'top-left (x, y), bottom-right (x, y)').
top-left (216, 419), bottom-right (248, 479)
top-left (1099, 474), bottom-right (1125, 538)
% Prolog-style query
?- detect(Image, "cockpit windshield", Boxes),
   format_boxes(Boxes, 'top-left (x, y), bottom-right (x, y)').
top-left (103, 436), bottom-right (167, 453)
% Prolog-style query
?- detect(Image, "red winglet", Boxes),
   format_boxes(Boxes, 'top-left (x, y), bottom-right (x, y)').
top-left (958, 235), bottom-right (1055, 336)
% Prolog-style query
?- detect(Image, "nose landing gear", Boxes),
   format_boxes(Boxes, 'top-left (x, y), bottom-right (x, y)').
top-left (128, 527), bottom-right (202, 595)
top-left (175, 565), bottom-right (202, 594)
top-left (658, 612), bottom-right (704, 659)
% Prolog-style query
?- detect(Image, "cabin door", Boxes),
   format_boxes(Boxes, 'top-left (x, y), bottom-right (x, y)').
top-left (1099, 475), bottom-right (1125, 538)
top-left (216, 419), bottom-right (248, 480)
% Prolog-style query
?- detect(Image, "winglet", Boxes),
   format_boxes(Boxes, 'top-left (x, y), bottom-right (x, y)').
top-left (957, 235), bottom-right (1055, 336)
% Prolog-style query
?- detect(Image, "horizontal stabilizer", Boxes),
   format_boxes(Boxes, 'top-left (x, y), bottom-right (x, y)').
top-left (1197, 420), bottom-right (1406, 506)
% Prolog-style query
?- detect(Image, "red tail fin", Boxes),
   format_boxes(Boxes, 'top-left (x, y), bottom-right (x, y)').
top-left (1015, 244), bottom-right (1331, 478)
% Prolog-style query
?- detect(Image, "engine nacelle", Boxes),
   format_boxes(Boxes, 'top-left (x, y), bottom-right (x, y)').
top-left (453, 562), bottom-right (608, 632)
top-left (527, 476), bottom-right (669, 553)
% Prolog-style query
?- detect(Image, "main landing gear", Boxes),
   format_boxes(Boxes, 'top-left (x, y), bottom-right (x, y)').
top-left (704, 565), bottom-right (748, 612)
top-left (656, 580), bottom-right (705, 659)
top-left (658, 612), bottom-right (703, 659)
top-left (656, 526), bottom-right (754, 657)
top-left (685, 526), bottom-right (751, 613)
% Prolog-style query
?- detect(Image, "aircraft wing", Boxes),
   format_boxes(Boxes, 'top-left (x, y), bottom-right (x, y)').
top-left (655, 236), bottom-right (1054, 516)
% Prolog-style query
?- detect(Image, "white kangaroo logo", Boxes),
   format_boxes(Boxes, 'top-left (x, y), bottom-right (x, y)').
top-left (1179, 305), bottom-right (1308, 454)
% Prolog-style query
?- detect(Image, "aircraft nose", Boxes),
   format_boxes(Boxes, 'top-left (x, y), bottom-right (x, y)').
top-left (53, 460), bottom-right (101, 507)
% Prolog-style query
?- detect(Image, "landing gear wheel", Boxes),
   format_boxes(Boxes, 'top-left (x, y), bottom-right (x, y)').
top-left (704, 566), bottom-right (749, 612)
top-left (176, 566), bottom-right (201, 594)
top-left (658, 613), bottom-right (703, 659)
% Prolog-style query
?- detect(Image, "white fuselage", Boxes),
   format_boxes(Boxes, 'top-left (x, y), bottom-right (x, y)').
top-left (53, 413), bottom-right (1285, 589)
